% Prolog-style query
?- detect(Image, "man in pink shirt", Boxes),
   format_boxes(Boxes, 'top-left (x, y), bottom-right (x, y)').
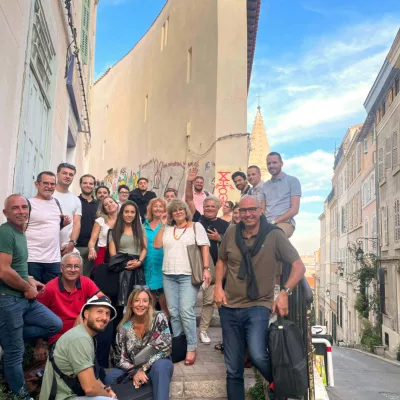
top-left (182, 175), bottom-right (208, 214)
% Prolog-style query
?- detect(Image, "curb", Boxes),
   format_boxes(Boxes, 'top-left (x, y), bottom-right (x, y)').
top-left (342, 347), bottom-right (400, 368)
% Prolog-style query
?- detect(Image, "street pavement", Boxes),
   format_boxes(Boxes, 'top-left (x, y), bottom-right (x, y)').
top-left (327, 347), bottom-right (400, 400)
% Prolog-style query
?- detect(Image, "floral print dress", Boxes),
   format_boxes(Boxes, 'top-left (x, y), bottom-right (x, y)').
top-left (114, 311), bottom-right (172, 372)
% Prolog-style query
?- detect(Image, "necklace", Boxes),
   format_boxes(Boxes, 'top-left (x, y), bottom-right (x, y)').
top-left (173, 224), bottom-right (188, 240)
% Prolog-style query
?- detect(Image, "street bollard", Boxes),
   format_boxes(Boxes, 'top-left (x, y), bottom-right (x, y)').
top-left (311, 337), bottom-right (334, 387)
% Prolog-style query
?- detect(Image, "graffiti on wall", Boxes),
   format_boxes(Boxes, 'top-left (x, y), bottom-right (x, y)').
top-left (215, 171), bottom-right (234, 202)
top-left (97, 159), bottom-right (216, 199)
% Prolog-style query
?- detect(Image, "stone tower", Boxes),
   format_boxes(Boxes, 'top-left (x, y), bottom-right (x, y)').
top-left (248, 105), bottom-right (271, 181)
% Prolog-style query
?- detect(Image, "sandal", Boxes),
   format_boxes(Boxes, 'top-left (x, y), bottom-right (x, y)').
top-left (214, 342), bottom-right (224, 352)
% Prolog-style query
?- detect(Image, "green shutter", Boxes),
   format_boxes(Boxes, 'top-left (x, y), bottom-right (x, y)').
top-left (80, 0), bottom-right (90, 64)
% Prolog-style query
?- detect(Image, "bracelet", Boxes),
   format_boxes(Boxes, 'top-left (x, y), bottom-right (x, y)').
top-left (89, 248), bottom-right (95, 251)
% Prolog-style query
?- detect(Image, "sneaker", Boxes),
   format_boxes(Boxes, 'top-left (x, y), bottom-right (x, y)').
top-left (199, 331), bottom-right (211, 344)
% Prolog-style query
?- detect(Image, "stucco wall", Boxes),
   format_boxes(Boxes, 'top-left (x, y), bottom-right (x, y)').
top-left (90, 0), bottom-right (249, 200)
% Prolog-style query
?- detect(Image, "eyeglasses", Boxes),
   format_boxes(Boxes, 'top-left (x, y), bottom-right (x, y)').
top-left (119, 191), bottom-right (129, 194)
top-left (133, 285), bottom-right (150, 291)
top-left (63, 264), bottom-right (82, 270)
top-left (238, 207), bottom-right (259, 214)
top-left (58, 163), bottom-right (76, 170)
top-left (39, 182), bottom-right (56, 187)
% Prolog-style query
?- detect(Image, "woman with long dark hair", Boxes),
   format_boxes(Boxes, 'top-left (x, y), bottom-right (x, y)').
top-left (109, 201), bottom-right (147, 307)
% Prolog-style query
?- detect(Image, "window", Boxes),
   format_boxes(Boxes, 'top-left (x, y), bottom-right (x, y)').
top-left (349, 200), bottom-right (353, 229)
top-left (385, 136), bottom-right (392, 170)
top-left (357, 144), bottom-right (361, 172)
top-left (395, 199), bottom-right (400, 242)
top-left (372, 214), bottom-right (377, 251)
top-left (364, 137), bottom-right (368, 153)
top-left (378, 147), bottom-right (384, 179)
top-left (187, 47), bottom-right (192, 83)
top-left (370, 174), bottom-right (375, 197)
top-left (393, 131), bottom-right (398, 168)
top-left (341, 206), bottom-right (346, 233)
top-left (395, 77), bottom-right (399, 96)
top-left (80, 0), bottom-right (90, 64)
top-left (161, 24), bottom-right (165, 51)
top-left (382, 205), bottom-right (388, 245)
top-left (144, 94), bottom-right (148, 122)
top-left (382, 100), bottom-right (386, 117)
top-left (364, 218), bottom-right (369, 251)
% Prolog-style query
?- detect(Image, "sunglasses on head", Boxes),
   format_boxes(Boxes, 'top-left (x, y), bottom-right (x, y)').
top-left (133, 285), bottom-right (150, 291)
top-left (58, 162), bottom-right (76, 170)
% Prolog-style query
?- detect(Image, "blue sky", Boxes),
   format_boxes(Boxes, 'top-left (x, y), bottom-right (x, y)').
top-left (94, 0), bottom-right (400, 254)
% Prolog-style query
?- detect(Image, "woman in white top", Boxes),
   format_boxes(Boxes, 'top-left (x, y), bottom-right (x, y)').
top-left (87, 195), bottom-right (119, 271)
top-left (154, 199), bottom-right (211, 366)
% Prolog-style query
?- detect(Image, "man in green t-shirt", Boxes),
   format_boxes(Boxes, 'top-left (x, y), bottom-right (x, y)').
top-left (0, 194), bottom-right (62, 400)
top-left (40, 295), bottom-right (117, 400)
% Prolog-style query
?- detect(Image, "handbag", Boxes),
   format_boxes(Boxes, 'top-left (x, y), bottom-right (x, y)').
top-left (187, 223), bottom-right (215, 285)
top-left (112, 380), bottom-right (153, 400)
top-left (171, 333), bottom-right (187, 363)
top-left (132, 318), bottom-right (158, 367)
top-left (23, 360), bottom-right (46, 396)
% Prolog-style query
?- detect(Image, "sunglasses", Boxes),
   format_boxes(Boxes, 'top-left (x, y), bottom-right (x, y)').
top-left (58, 162), bottom-right (76, 170)
top-left (133, 285), bottom-right (150, 291)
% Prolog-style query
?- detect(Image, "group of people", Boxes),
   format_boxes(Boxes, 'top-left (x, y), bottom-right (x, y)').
top-left (0, 151), bottom-right (306, 400)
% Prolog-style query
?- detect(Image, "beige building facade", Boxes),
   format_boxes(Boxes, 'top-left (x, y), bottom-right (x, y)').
top-left (0, 0), bottom-right (98, 213)
top-left (89, 0), bottom-right (261, 202)
top-left (362, 29), bottom-right (400, 357)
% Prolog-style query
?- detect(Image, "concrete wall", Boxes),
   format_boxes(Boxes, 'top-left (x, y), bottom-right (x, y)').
top-left (0, 0), bottom-right (98, 216)
top-left (89, 0), bottom-right (249, 200)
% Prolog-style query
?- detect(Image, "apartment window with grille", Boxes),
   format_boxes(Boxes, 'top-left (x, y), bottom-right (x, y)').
top-left (31, 0), bottom-right (56, 96)
top-left (392, 131), bottom-right (398, 168)
top-left (395, 199), bottom-right (400, 242)
top-left (80, 0), bottom-right (90, 65)
top-left (385, 136), bottom-right (392, 170)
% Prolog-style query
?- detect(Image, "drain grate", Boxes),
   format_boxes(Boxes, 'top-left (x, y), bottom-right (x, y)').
top-left (380, 393), bottom-right (400, 400)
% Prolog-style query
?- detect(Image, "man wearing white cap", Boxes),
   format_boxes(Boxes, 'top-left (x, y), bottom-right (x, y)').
top-left (40, 295), bottom-right (117, 400)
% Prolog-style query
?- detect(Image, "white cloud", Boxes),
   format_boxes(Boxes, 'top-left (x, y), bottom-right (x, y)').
top-left (302, 195), bottom-right (325, 204)
top-left (290, 214), bottom-right (321, 255)
top-left (248, 17), bottom-right (399, 144)
top-left (284, 149), bottom-right (334, 193)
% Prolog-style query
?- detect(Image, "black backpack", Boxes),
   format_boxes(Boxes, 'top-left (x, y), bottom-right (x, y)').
top-left (268, 318), bottom-right (308, 398)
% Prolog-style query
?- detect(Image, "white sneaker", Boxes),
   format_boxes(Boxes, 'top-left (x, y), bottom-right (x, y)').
top-left (199, 331), bottom-right (211, 344)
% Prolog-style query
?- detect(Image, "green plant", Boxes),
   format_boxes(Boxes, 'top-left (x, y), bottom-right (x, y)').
top-left (247, 369), bottom-right (266, 400)
top-left (360, 320), bottom-right (382, 352)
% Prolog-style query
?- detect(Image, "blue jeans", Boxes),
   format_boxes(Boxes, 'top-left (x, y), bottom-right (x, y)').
top-left (0, 296), bottom-right (62, 399)
top-left (219, 306), bottom-right (272, 400)
top-left (162, 274), bottom-right (199, 351)
top-left (28, 262), bottom-right (60, 283)
top-left (104, 358), bottom-right (174, 400)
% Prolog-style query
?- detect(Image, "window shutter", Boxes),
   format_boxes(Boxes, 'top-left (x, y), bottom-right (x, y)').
top-left (80, 0), bottom-right (90, 65)
top-left (392, 131), bottom-right (398, 168)
top-left (395, 199), bottom-right (400, 242)
top-left (385, 135), bottom-right (392, 169)
top-left (357, 144), bottom-right (361, 172)
top-left (378, 147), bottom-right (384, 179)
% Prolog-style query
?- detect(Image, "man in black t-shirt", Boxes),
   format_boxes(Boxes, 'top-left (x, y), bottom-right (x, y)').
top-left (76, 174), bottom-right (98, 277)
top-left (185, 168), bottom-right (229, 344)
top-left (129, 178), bottom-right (157, 222)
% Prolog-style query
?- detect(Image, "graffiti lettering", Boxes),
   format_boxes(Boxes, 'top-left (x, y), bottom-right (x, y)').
top-left (215, 171), bottom-right (234, 202)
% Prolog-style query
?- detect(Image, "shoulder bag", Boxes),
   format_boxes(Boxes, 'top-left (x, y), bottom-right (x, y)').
top-left (187, 222), bottom-right (215, 285)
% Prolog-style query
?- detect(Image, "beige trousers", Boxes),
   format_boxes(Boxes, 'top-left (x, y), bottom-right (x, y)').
top-left (200, 284), bottom-right (215, 332)
top-left (276, 222), bottom-right (294, 238)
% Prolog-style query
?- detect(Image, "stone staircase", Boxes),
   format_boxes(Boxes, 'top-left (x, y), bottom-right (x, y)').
top-left (170, 290), bottom-right (256, 399)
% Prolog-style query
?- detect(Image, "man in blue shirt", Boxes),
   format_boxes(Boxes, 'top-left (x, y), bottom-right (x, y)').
top-left (262, 152), bottom-right (301, 238)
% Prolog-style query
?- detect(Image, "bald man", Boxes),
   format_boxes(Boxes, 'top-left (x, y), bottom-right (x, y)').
top-left (0, 194), bottom-right (62, 400)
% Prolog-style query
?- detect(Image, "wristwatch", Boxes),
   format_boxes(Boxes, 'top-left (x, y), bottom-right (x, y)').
top-left (271, 220), bottom-right (276, 225)
top-left (69, 239), bottom-right (77, 245)
top-left (283, 287), bottom-right (293, 296)
top-left (204, 267), bottom-right (211, 272)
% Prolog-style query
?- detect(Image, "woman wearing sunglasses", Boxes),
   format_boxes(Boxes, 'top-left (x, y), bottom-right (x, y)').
top-left (105, 286), bottom-right (173, 399)
top-left (154, 199), bottom-right (211, 366)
